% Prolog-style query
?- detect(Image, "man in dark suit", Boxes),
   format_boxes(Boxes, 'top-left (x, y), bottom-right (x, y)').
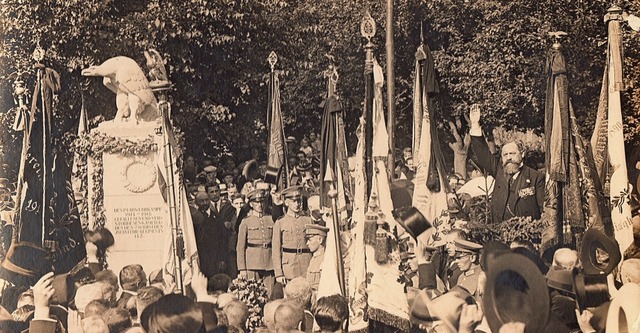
top-left (193, 190), bottom-right (230, 278)
top-left (469, 105), bottom-right (545, 224)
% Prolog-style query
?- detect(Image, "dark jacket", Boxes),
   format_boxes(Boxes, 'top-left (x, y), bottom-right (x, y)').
top-left (471, 135), bottom-right (545, 224)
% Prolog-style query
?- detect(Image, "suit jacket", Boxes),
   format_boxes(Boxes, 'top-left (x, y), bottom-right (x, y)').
top-left (192, 208), bottom-right (230, 278)
top-left (471, 135), bottom-right (545, 224)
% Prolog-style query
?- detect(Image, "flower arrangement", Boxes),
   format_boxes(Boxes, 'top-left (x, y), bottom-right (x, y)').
top-left (496, 216), bottom-right (543, 251)
top-left (228, 276), bottom-right (269, 331)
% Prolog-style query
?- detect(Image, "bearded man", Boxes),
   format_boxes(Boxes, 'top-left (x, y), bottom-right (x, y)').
top-left (469, 105), bottom-right (544, 224)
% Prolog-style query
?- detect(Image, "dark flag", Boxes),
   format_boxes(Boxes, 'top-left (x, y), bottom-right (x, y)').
top-left (540, 45), bottom-right (585, 254)
top-left (1, 65), bottom-right (85, 285)
top-left (266, 53), bottom-right (288, 190)
top-left (319, 67), bottom-right (351, 210)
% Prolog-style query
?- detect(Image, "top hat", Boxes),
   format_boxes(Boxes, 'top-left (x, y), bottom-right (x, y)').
top-left (572, 268), bottom-right (609, 312)
top-left (483, 252), bottom-right (550, 333)
top-left (0, 241), bottom-right (51, 286)
top-left (393, 207), bottom-right (432, 240)
top-left (264, 166), bottom-right (282, 185)
top-left (580, 228), bottom-right (621, 275)
top-left (606, 283), bottom-right (640, 333)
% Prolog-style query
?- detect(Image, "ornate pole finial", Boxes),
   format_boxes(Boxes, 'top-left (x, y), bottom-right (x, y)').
top-left (268, 51), bottom-right (278, 72)
top-left (361, 11), bottom-right (376, 44)
top-left (605, 5), bottom-right (623, 23)
top-left (548, 31), bottom-right (568, 50)
top-left (32, 43), bottom-right (45, 64)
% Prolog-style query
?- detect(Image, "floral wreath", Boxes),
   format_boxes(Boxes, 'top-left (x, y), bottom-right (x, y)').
top-left (120, 156), bottom-right (157, 193)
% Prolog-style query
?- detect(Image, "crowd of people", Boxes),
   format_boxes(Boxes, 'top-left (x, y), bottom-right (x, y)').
top-left (1, 105), bottom-right (640, 333)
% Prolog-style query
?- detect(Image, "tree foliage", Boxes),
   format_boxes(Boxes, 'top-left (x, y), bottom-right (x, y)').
top-left (1, 0), bottom-right (639, 178)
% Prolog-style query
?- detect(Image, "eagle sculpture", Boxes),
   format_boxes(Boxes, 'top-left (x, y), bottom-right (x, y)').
top-left (82, 57), bottom-right (159, 123)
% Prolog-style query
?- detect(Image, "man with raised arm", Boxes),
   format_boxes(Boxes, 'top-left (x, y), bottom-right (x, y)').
top-left (469, 105), bottom-right (545, 224)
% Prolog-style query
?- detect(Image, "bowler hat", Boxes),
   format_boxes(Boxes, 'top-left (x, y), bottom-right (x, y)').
top-left (580, 228), bottom-right (621, 275)
top-left (264, 166), bottom-right (282, 185)
top-left (393, 207), bottom-right (432, 240)
top-left (0, 241), bottom-right (51, 286)
top-left (483, 252), bottom-right (550, 333)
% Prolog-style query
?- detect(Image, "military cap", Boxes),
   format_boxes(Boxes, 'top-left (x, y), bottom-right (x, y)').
top-left (286, 136), bottom-right (296, 143)
top-left (203, 166), bottom-right (217, 173)
top-left (305, 224), bottom-right (329, 237)
top-left (247, 189), bottom-right (267, 202)
top-left (282, 185), bottom-right (304, 199)
top-left (454, 239), bottom-right (483, 253)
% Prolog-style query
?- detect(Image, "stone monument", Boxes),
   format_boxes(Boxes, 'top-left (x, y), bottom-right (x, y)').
top-left (79, 55), bottom-right (170, 276)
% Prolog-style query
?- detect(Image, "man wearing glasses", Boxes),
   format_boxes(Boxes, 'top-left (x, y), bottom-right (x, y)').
top-left (272, 185), bottom-right (313, 285)
top-left (451, 239), bottom-right (483, 295)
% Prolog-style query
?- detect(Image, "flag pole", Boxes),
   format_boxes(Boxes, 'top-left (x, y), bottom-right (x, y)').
top-left (361, 12), bottom-right (376, 198)
top-left (152, 65), bottom-right (184, 294)
top-left (385, 0), bottom-right (395, 181)
top-left (328, 186), bottom-right (346, 296)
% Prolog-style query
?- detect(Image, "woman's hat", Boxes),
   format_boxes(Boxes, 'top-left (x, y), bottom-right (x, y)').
top-left (580, 228), bottom-right (621, 275)
top-left (483, 252), bottom-right (550, 333)
top-left (393, 207), bottom-right (432, 240)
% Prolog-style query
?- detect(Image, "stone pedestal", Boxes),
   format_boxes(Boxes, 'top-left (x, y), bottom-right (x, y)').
top-left (87, 121), bottom-right (169, 276)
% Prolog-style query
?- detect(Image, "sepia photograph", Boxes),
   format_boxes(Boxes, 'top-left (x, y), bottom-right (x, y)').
top-left (0, 0), bottom-right (640, 332)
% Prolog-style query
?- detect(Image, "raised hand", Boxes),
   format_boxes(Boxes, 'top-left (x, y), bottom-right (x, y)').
top-left (33, 272), bottom-right (55, 319)
top-left (469, 104), bottom-right (481, 126)
top-left (458, 303), bottom-right (484, 333)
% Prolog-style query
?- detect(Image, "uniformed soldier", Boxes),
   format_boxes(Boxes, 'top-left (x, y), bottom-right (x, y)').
top-left (272, 185), bottom-right (313, 284)
top-left (451, 239), bottom-right (484, 295)
top-left (304, 224), bottom-right (329, 295)
top-left (236, 189), bottom-right (275, 293)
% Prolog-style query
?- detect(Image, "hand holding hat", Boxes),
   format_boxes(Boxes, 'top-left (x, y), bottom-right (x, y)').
top-left (33, 271), bottom-right (55, 319)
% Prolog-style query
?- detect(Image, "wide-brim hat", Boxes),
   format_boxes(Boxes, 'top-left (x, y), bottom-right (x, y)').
top-left (393, 207), bottom-right (432, 240)
top-left (580, 228), bottom-right (621, 275)
top-left (480, 240), bottom-right (510, 272)
top-left (264, 166), bottom-right (282, 185)
top-left (572, 268), bottom-right (609, 312)
top-left (410, 286), bottom-right (471, 331)
top-left (0, 241), bottom-right (51, 286)
top-left (242, 159), bottom-right (259, 181)
top-left (546, 267), bottom-right (574, 294)
top-left (606, 283), bottom-right (640, 333)
top-left (483, 252), bottom-right (550, 333)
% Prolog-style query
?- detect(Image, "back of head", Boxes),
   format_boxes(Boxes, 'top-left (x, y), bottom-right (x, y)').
top-left (102, 307), bottom-right (132, 333)
top-left (82, 316), bottom-right (109, 333)
top-left (84, 299), bottom-right (111, 318)
top-left (274, 302), bottom-right (304, 331)
top-left (119, 264), bottom-right (147, 292)
top-left (135, 286), bottom-right (164, 316)
top-left (75, 283), bottom-right (107, 312)
top-left (263, 299), bottom-right (284, 330)
top-left (621, 258), bottom-right (640, 284)
top-left (552, 248), bottom-right (579, 270)
top-left (147, 294), bottom-right (205, 333)
top-left (223, 300), bottom-right (249, 328)
top-left (208, 273), bottom-right (232, 293)
top-left (313, 295), bottom-right (348, 332)
top-left (216, 293), bottom-right (237, 308)
top-left (95, 270), bottom-right (119, 288)
top-left (284, 277), bottom-right (312, 310)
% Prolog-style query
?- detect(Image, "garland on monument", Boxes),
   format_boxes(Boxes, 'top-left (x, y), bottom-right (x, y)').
top-left (71, 131), bottom-right (157, 229)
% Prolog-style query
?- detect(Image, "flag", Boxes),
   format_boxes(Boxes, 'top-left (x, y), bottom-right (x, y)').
top-left (266, 72), bottom-right (288, 190)
top-left (411, 43), bottom-right (448, 223)
top-left (156, 101), bottom-right (199, 290)
top-left (347, 116), bottom-right (369, 332)
top-left (1, 66), bottom-right (85, 284)
top-left (317, 166), bottom-right (345, 298)
top-left (361, 59), bottom-right (410, 331)
top-left (540, 46), bottom-right (585, 254)
top-left (603, 14), bottom-right (633, 254)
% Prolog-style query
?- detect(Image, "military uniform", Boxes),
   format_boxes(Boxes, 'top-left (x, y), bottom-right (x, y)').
top-left (236, 213), bottom-right (274, 272)
top-left (272, 186), bottom-right (313, 281)
top-left (304, 224), bottom-right (329, 293)
top-left (452, 239), bottom-right (483, 295)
